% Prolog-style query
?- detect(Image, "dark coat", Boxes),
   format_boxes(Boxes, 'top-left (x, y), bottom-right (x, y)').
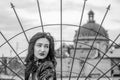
top-left (25, 61), bottom-right (56, 80)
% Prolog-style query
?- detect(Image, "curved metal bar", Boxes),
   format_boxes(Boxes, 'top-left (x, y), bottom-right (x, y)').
top-left (11, 67), bottom-right (24, 79)
top-left (0, 24), bottom-right (119, 48)
top-left (0, 60), bottom-right (23, 80)
top-left (1, 39), bottom-right (118, 73)
top-left (68, 57), bottom-right (111, 80)
top-left (77, 4), bottom-right (111, 80)
top-left (0, 23), bottom-right (119, 80)
top-left (85, 34), bottom-right (120, 80)
top-left (0, 24), bottom-right (77, 48)
top-left (84, 5), bottom-right (112, 80)
top-left (0, 49), bottom-right (27, 75)
top-left (10, 56), bottom-right (111, 80)
top-left (97, 61), bottom-right (120, 80)
top-left (0, 31), bottom-right (25, 66)
top-left (1, 36), bottom-right (118, 80)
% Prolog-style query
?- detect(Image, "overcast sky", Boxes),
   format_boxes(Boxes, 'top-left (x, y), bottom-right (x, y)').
top-left (0, 0), bottom-right (120, 57)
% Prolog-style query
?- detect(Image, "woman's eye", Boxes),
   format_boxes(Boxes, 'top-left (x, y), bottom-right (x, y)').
top-left (45, 45), bottom-right (49, 48)
top-left (37, 44), bottom-right (42, 47)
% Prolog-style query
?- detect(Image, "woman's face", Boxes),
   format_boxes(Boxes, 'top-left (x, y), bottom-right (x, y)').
top-left (34, 38), bottom-right (50, 59)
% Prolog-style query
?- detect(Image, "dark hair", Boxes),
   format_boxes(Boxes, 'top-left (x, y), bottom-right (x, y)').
top-left (25, 32), bottom-right (56, 80)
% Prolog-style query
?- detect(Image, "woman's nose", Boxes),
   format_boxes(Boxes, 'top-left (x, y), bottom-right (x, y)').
top-left (41, 46), bottom-right (45, 51)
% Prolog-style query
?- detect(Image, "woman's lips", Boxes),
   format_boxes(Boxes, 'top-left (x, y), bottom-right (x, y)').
top-left (39, 53), bottom-right (45, 56)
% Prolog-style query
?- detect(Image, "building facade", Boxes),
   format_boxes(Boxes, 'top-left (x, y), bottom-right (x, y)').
top-left (56, 10), bottom-right (120, 78)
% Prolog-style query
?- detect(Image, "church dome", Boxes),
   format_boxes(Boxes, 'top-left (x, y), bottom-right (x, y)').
top-left (74, 10), bottom-right (109, 39)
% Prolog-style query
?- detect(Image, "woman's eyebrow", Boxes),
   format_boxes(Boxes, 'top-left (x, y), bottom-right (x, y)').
top-left (36, 43), bottom-right (42, 44)
top-left (36, 43), bottom-right (49, 45)
top-left (44, 44), bottom-right (49, 45)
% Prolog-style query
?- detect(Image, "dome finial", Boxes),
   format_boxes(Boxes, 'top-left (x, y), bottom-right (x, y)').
top-left (88, 10), bottom-right (95, 23)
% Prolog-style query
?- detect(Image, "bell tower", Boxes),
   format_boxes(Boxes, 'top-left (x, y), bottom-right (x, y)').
top-left (88, 10), bottom-right (95, 23)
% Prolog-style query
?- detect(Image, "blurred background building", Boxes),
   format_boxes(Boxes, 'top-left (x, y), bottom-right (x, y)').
top-left (56, 10), bottom-right (120, 78)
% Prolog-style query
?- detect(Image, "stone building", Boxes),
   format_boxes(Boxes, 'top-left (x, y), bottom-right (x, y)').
top-left (56, 10), bottom-right (120, 78)
top-left (70, 10), bottom-right (120, 78)
top-left (70, 10), bottom-right (110, 77)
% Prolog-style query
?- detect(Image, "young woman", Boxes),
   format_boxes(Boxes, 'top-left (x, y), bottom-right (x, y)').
top-left (25, 32), bottom-right (57, 80)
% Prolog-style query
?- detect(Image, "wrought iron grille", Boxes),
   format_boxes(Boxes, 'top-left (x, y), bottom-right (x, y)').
top-left (0, 0), bottom-right (120, 80)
